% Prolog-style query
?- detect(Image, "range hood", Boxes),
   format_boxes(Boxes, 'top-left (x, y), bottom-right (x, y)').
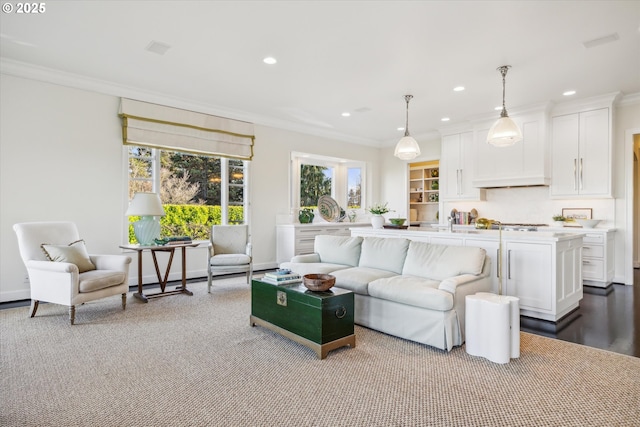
top-left (473, 176), bottom-right (550, 189)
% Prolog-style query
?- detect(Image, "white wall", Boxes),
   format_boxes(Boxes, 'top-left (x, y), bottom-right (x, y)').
top-left (250, 125), bottom-right (381, 271)
top-left (0, 74), bottom-right (382, 302)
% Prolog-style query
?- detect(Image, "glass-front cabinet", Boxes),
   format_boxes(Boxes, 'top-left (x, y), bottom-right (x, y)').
top-left (408, 160), bottom-right (441, 225)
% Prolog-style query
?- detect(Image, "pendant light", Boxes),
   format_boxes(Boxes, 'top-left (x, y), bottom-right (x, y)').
top-left (394, 95), bottom-right (421, 160)
top-left (487, 65), bottom-right (522, 147)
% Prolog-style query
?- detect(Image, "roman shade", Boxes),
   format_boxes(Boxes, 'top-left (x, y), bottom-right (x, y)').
top-left (119, 98), bottom-right (255, 160)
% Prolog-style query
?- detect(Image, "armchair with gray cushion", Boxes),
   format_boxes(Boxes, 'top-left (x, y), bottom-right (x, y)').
top-left (207, 224), bottom-right (252, 293)
top-left (13, 221), bottom-right (132, 325)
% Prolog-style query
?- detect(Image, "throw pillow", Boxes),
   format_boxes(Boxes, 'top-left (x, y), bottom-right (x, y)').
top-left (41, 240), bottom-right (96, 273)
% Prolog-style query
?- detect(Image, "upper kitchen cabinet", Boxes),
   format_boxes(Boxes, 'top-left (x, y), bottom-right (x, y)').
top-left (473, 109), bottom-right (550, 188)
top-left (550, 107), bottom-right (611, 198)
top-left (440, 131), bottom-right (485, 201)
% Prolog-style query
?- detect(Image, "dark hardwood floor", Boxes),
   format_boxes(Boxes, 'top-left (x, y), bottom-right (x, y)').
top-left (2, 270), bottom-right (638, 357)
top-left (522, 268), bottom-right (639, 358)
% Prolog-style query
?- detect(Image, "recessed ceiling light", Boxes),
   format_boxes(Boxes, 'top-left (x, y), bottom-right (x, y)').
top-left (453, 86), bottom-right (465, 92)
top-left (397, 127), bottom-right (405, 132)
top-left (263, 57), bottom-right (277, 65)
top-left (494, 106), bottom-right (502, 111)
top-left (341, 112), bottom-right (351, 117)
top-left (563, 90), bottom-right (576, 96)
top-left (441, 117), bottom-right (450, 122)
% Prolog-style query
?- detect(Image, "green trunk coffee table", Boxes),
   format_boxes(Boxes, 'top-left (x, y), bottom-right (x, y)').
top-left (250, 279), bottom-right (355, 359)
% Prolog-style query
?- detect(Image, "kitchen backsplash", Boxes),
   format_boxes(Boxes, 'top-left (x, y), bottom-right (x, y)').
top-left (442, 185), bottom-right (615, 226)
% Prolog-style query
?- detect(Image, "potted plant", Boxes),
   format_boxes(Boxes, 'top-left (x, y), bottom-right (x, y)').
top-left (552, 214), bottom-right (566, 227)
top-left (368, 203), bottom-right (392, 229)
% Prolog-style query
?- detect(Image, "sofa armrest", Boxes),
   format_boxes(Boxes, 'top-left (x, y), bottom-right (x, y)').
top-left (438, 274), bottom-right (481, 294)
top-left (290, 253), bottom-right (321, 263)
top-left (26, 259), bottom-right (77, 274)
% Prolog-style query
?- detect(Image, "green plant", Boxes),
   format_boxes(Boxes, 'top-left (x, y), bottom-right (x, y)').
top-left (368, 202), bottom-right (391, 215)
top-left (552, 214), bottom-right (566, 222)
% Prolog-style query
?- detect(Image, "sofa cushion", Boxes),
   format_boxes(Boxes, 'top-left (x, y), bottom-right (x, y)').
top-left (78, 270), bottom-right (126, 293)
top-left (368, 276), bottom-right (454, 311)
top-left (402, 242), bottom-right (486, 280)
top-left (279, 262), bottom-right (350, 277)
top-left (331, 267), bottom-right (397, 295)
top-left (358, 237), bottom-right (410, 274)
top-left (315, 235), bottom-right (362, 267)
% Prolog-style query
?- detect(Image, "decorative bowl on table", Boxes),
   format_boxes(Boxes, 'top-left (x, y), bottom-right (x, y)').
top-left (389, 218), bottom-right (406, 226)
top-left (575, 219), bottom-right (601, 228)
top-left (303, 274), bottom-right (336, 292)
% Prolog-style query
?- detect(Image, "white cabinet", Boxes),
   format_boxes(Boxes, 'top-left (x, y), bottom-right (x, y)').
top-left (440, 131), bottom-right (484, 200)
top-left (550, 108), bottom-right (611, 198)
top-left (473, 111), bottom-right (549, 188)
top-left (276, 223), bottom-right (369, 263)
top-left (580, 230), bottom-right (615, 287)
top-left (504, 241), bottom-right (553, 312)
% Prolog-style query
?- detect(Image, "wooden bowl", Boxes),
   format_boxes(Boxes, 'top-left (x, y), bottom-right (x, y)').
top-left (303, 274), bottom-right (336, 292)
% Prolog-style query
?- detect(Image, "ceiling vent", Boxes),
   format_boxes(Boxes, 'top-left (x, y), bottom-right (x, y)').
top-left (583, 33), bottom-right (619, 49)
top-left (145, 40), bottom-right (171, 55)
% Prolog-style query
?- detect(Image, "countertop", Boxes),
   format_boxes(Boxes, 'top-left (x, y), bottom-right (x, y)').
top-left (350, 226), bottom-right (585, 242)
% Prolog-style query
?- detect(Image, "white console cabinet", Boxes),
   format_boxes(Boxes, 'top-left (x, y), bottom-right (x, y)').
top-left (276, 223), bottom-right (369, 264)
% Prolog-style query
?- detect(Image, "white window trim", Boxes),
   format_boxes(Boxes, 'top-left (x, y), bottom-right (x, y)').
top-left (123, 147), bottom-right (251, 243)
top-left (290, 151), bottom-right (366, 213)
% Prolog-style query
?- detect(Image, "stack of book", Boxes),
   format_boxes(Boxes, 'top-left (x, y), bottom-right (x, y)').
top-left (261, 270), bottom-right (302, 285)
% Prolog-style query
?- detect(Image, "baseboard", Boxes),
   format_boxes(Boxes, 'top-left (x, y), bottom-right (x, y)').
top-left (0, 289), bottom-right (30, 303)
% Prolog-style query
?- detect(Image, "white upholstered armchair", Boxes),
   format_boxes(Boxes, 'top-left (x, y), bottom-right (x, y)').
top-left (207, 224), bottom-right (252, 293)
top-left (13, 221), bottom-right (132, 325)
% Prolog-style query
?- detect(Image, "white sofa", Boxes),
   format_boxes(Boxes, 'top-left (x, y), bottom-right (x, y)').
top-left (280, 235), bottom-right (491, 351)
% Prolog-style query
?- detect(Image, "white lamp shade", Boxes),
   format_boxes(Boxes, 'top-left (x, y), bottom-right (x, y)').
top-left (394, 136), bottom-right (421, 160)
top-left (125, 192), bottom-right (165, 217)
top-left (487, 117), bottom-right (523, 147)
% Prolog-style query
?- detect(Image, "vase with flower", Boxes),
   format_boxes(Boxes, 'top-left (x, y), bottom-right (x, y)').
top-left (368, 202), bottom-right (392, 229)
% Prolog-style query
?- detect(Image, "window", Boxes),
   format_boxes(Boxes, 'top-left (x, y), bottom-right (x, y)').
top-left (291, 152), bottom-right (365, 212)
top-left (127, 146), bottom-right (249, 243)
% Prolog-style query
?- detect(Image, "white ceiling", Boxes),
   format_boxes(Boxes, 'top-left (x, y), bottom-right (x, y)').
top-left (1, 1), bottom-right (639, 147)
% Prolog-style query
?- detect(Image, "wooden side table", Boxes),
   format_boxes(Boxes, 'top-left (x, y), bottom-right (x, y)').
top-left (119, 242), bottom-right (202, 302)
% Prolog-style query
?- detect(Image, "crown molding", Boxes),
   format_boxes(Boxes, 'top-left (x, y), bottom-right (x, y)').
top-left (0, 58), bottom-right (382, 148)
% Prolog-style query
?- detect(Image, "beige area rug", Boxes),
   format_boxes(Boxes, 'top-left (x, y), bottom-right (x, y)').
top-left (1, 278), bottom-right (639, 427)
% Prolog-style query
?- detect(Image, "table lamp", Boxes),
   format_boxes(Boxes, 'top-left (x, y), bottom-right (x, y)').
top-left (125, 192), bottom-right (165, 245)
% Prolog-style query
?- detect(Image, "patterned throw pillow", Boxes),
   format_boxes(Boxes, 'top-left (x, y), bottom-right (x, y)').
top-left (41, 240), bottom-right (96, 273)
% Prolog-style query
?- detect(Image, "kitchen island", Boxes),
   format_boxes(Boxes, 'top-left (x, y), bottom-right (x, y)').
top-left (351, 227), bottom-right (583, 322)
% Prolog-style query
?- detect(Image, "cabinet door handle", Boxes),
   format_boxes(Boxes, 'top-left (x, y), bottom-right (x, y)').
top-left (573, 158), bottom-right (578, 191)
top-left (507, 250), bottom-right (512, 280)
top-left (583, 260), bottom-right (591, 264)
top-left (496, 249), bottom-right (501, 278)
top-left (579, 158), bottom-right (584, 190)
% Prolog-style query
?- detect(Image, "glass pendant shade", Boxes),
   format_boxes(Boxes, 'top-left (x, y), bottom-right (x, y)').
top-left (394, 94), bottom-right (421, 160)
top-left (487, 65), bottom-right (522, 147)
top-left (486, 116), bottom-right (523, 147)
top-left (394, 136), bottom-right (421, 160)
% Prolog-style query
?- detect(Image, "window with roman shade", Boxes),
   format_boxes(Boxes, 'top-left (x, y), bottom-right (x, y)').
top-left (119, 98), bottom-right (255, 160)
